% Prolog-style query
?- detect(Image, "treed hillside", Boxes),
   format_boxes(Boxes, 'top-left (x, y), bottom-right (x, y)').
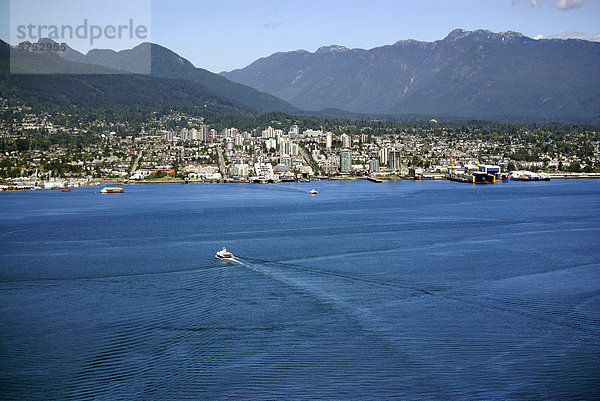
top-left (222, 29), bottom-right (600, 122)
top-left (0, 41), bottom-right (252, 115)
top-left (58, 42), bottom-right (299, 114)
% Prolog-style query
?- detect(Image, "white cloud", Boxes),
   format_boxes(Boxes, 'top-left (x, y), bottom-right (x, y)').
top-left (263, 22), bottom-right (284, 30)
top-left (552, 30), bottom-right (587, 38)
top-left (513, 0), bottom-right (596, 9)
top-left (592, 33), bottom-right (600, 41)
top-left (554, 0), bottom-right (590, 9)
top-left (512, 0), bottom-right (539, 6)
top-left (534, 31), bottom-right (590, 40)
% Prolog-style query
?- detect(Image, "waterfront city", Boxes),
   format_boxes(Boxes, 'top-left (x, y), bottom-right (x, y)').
top-left (1, 100), bottom-right (599, 190)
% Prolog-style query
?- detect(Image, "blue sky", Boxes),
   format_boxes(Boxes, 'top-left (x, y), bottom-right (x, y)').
top-left (2, 0), bottom-right (599, 73)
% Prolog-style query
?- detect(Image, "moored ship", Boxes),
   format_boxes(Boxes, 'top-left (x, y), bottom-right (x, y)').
top-left (447, 163), bottom-right (503, 184)
top-left (510, 171), bottom-right (551, 181)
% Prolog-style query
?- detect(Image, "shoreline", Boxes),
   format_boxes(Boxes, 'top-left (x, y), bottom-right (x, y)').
top-left (2, 172), bottom-right (600, 192)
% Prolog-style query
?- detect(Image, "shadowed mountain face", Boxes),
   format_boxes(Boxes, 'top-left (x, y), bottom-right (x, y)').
top-left (222, 29), bottom-right (600, 122)
top-left (58, 42), bottom-right (299, 114)
top-left (0, 41), bottom-right (252, 114)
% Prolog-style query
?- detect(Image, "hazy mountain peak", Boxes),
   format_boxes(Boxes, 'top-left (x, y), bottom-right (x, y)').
top-left (18, 37), bottom-right (88, 63)
top-left (393, 38), bottom-right (424, 45)
top-left (444, 28), bottom-right (501, 41)
top-left (499, 30), bottom-right (525, 39)
top-left (315, 45), bottom-right (349, 54)
top-left (444, 28), bottom-right (528, 43)
top-left (87, 48), bottom-right (118, 57)
top-left (36, 37), bottom-right (58, 45)
top-left (445, 28), bottom-right (471, 41)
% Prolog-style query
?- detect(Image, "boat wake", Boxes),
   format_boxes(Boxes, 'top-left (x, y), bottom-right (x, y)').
top-left (232, 255), bottom-right (593, 334)
top-left (239, 256), bottom-right (434, 295)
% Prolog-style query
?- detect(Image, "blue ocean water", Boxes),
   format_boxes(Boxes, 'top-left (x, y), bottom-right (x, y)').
top-left (0, 180), bottom-right (599, 400)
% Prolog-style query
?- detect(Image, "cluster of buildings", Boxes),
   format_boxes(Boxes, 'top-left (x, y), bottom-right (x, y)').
top-left (1, 104), bottom-right (599, 189)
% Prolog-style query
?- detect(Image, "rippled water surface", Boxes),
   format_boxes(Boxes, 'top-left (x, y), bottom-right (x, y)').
top-left (1, 180), bottom-right (599, 399)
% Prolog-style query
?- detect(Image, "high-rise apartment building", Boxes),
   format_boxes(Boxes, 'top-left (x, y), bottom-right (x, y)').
top-left (340, 149), bottom-right (352, 172)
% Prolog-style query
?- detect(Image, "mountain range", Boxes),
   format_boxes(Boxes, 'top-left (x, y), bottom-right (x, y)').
top-left (57, 41), bottom-right (299, 113)
top-left (1, 39), bottom-right (297, 114)
top-left (0, 41), bottom-right (254, 115)
top-left (222, 29), bottom-right (600, 122)
top-left (2, 29), bottom-right (599, 123)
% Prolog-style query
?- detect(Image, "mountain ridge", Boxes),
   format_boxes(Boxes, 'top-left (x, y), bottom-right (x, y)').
top-left (53, 41), bottom-right (299, 113)
top-left (0, 40), bottom-right (253, 115)
top-left (221, 29), bottom-right (600, 122)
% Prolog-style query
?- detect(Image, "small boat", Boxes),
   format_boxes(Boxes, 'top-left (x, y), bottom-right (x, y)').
top-left (61, 188), bottom-right (71, 192)
top-left (309, 189), bottom-right (318, 195)
top-left (215, 247), bottom-right (234, 259)
top-left (101, 187), bottom-right (124, 193)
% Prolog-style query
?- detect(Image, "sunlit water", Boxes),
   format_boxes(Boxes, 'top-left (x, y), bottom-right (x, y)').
top-left (1, 180), bottom-right (599, 400)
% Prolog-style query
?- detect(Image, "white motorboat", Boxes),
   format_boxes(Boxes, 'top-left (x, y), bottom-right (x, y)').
top-left (215, 247), bottom-right (234, 259)
top-left (309, 189), bottom-right (318, 195)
